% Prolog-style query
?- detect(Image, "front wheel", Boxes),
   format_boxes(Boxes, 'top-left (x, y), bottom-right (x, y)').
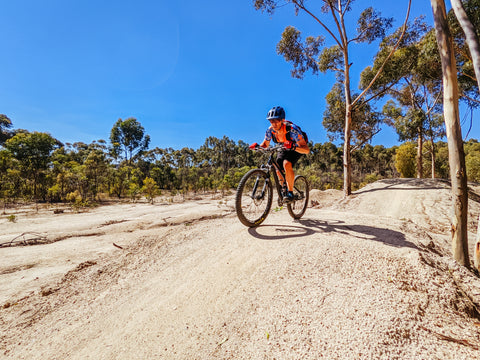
top-left (235, 169), bottom-right (273, 227)
top-left (287, 175), bottom-right (309, 219)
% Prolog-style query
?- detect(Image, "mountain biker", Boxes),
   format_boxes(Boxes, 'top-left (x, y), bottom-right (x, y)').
top-left (250, 106), bottom-right (310, 202)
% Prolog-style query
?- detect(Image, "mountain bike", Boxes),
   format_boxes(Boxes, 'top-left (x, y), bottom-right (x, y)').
top-left (235, 144), bottom-right (309, 227)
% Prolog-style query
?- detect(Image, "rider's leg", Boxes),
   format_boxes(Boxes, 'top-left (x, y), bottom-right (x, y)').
top-left (284, 160), bottom-right (294, 191)
top-left (276, 169), bottom-right (285, 187)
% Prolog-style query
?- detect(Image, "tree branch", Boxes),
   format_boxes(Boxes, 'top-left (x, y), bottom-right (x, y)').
top-left (351, 0), bottom-right (412, 109)
top-left (291, 0), bottom-right (344, 49)
top-left (350, 128), bottom-right (382, 152)
top-left (450, 0), bottom-right (480, 92)
top-left (342, 0), bottom-right (353, 17)
top-left (363, 81), bottom-right (401, 103)
top-left (461, 92), bottom-right (480, 104)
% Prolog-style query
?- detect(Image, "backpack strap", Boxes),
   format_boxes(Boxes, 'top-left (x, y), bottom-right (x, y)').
top-left (271, 123), bottom-right (292, 143)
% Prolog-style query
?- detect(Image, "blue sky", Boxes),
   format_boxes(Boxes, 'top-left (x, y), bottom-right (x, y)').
top-left (0, 0), bottom-right (473, 150)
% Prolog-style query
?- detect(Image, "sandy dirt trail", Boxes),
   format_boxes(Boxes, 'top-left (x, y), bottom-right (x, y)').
top-left (1, 179), bottom-right (480, 359)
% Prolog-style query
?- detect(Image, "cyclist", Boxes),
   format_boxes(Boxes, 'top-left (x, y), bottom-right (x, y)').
top-left (250, 106), bottom-right (310, 202)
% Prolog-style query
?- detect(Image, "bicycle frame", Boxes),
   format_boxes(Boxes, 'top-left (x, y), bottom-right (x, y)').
top-left (260, 148), bottom-right (289, 205)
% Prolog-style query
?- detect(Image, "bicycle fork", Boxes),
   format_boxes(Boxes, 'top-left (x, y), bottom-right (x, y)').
top-left (251, 173), bottom-right (270, 201)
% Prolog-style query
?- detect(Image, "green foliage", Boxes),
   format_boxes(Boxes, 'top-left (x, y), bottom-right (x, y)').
top-left (364, 173), bottom-right (379, 184)
top-left (465, 140), bottom-right (480, 182)
top-left (142, 177), bottom-right (160, 204)
top-left (110, 117), bottom-right (150, 163)
top-left (318, 46), bottom-right (342, 73)
top-left (277, 26), bottom-right (323, 79)
top-left (360, 16), bottom-right (446, 178)
top-left (323, 83), bottom-right (383, 147)
top-left (356, 7), bottom-right (393, 44)
top-left (395, 142), bottom-right (417, 178)
top-left (4, 131), bottom-right (60, 200)
top-left (448, 0), bottom-right (480, 106)
top-left (127, 182), bottom-right (142, 202)
top-left (0, 114), bottom-right (465, 202)
top-left (0, 114), bottom-right (13, 145)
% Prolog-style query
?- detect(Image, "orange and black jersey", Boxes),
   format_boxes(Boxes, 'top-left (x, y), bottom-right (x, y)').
top-left (264, 120), bottom-right (306, 144)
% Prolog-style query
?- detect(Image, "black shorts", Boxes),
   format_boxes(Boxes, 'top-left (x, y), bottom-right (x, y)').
top-left (276, 149), bottom-right (303, 172)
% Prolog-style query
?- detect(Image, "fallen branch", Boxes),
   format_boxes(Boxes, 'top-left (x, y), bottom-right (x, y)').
top-left (0, 232), bottom-right (48, 247)
top-left (420, 326), bottom-right (479, 350)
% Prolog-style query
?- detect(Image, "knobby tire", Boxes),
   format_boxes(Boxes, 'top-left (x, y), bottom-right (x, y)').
top-left (235, 169), bottom-right (273, 227)
top-left (287, 175), bottom-right (309, 219)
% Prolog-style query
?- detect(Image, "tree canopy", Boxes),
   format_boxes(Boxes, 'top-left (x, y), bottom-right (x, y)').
top-left (110, 117), bottom-right (151, 163)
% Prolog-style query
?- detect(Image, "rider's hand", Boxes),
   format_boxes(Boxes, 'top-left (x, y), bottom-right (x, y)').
top-left (283, 140), bottom-right (296, 151)
top-left (249, 142), bottom-right (259, 150)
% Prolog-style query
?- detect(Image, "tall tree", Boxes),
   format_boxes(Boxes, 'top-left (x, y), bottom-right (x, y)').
top-left (5, 132), bottom-right (60, 199)
top-left (449, 0), bottom-right (480, 270)
top-left (445, 0), bottom-right (480, 110)
top-left (360, 18), bottom-right (446, 179)
top-left (430, 0), bottom-right (469, 267)
top-left (254, 0), bottom-right (411, 196)
top-left (0, 114), bottom-right (13, 146)
top-left (450, 0), bottom-right (480, 90)
top-left (110, 118), bottom-right (150, 164)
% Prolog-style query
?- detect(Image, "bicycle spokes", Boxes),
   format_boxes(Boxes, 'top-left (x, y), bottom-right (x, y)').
top-left (287, 175), bottom-right (309, 219)
top-left (235, 169), bottom-right (273, 227)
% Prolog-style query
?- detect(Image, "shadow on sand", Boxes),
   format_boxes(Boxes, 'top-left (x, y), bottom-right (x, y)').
top-left (248, 218), bottom-right (418, 250)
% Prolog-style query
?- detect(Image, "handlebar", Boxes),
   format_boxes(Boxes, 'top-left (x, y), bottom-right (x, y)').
top-left (251, 144), bottom-right (284, 153)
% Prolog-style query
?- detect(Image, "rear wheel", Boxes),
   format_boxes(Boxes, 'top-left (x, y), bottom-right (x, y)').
top-left (235, 169), bottom-right (273, 227)
top-left (287, 175), bottom-right (309, 219)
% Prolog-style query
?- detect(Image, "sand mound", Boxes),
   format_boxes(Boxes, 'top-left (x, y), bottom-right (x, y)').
top-left (312, 178), bottom-right (480, 235)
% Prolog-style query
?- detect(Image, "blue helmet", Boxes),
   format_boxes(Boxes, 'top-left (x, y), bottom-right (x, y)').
top-left (266, 106), bottom-right (285, 120)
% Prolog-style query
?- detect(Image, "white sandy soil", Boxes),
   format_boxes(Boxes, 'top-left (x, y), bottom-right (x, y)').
top-left (1, 179), bottom-right (480, 359)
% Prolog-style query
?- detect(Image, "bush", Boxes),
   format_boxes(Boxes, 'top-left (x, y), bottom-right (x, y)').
top-left (66, 191), bottom-right (82, 203)
top-left (395, 143), bottom-right (416, 178)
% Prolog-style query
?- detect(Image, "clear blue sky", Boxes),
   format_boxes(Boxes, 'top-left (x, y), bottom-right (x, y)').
top-left (0, 0), bottom-right (475, 150)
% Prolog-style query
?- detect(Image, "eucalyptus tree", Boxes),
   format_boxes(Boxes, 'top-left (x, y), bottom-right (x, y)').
top-left (382, 101), bottom-right (445, 178)
top-left (0, 149), bottom-right (16, 210)
top-left (0, 114), bottom-right (13, 146)
top-left (322, 82), bottom-right (384, 150)
top-left (449, 0), bottom-right (480, 101)
top-left (254, 0), bottom-right (411, 196)
top-left (4, 131), bottom-right (61, 200)
top-left (110, 117), bottom-right (150, 164)
top-left (448, 0), bottom-right (480, 270)
top-left (83, 141), bottom-right (109, 199)
top-left (430, 0), bottom-right (469, 267)
top-left (198, 136), bottom-right (237, 173)
top-left (360, 17), bottom-right (446, 179)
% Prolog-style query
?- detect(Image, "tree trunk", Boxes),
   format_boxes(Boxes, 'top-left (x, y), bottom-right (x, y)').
top-left (450, 0), bottom-right (480, 271)
top-left (475, 215), bottom-right (480, 270)
top-left (343, 108), bottom-right (352, 197)
top-left (431, 139), bottom-right (436, 179)
top-left (343, 40), bottom-right (353, 197)
top-left (431, 0), bottom-right (470, 267)
top-left (450, 0), bottom-right (480, 88)
top-left (417, 130), bottom-right (423, 178)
